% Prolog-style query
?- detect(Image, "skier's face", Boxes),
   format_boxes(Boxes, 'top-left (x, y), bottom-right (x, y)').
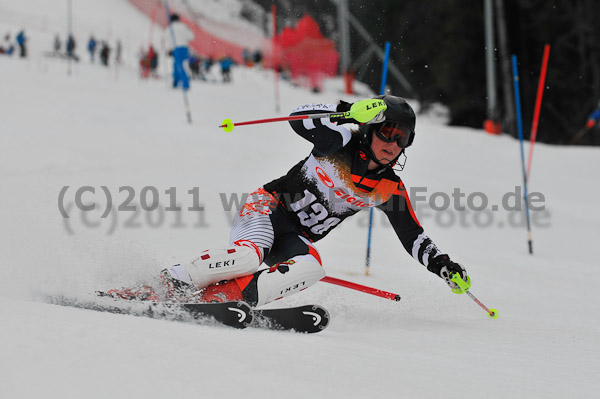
top-left (368, 132), bottom-right (403, 169)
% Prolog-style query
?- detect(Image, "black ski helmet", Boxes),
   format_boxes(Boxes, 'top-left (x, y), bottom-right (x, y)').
top-left (358, 95), bottom-right (416, 167)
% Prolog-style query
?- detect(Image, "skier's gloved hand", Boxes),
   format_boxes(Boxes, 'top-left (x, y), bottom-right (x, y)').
top-left (351, 98), bottom-right (387, 124)
top-left (427, 254), bottom-right (471, 294)
top-left (334, 98), bottom-right (388, 125)
top-left (333, 100), bottom-right (360, 124)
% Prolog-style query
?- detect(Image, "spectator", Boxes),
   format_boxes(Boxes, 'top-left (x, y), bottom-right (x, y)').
top-left (66, 34), bottom-right (78, 61)
top-left (219, 55), bottom-right (235, 83)
top-left (115, 40), bottom-right (122, 65)
top-left (189, 53), bottom-right (203, 80)
top-left (16, 30), bottom-right (27, 58)
top-left (242, 48), bottom-right (252, 66)
top-left (87, 35), bottom-right (97, 62)
top-left (167, 13), bottom-right (195, 90)
top-left (140, 45), bottom-right (159, 78)
top-left (53, 34), bottom-right (61, 56)
top-left (1, 33), bottom-right (14, 55)
top-left (204, 56), bottom-right (214, 74)
top-left (148, 46), bottom-right (158, 74)
top-left (99, 41), bottom-right (110, 66)
top-left (252, 49), bottom-right (263, 67)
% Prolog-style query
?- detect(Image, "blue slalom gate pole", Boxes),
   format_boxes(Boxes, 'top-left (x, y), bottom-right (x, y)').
top-left (365, 41), bottom-right (391, 275)
top-left (163, 0), bottom-right (192, 124)
top-left (511, 55), bottom-right (534, 254)
top-left (379, 42), bottom-right (391, 95)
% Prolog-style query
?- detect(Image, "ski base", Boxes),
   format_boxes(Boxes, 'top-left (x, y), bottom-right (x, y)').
top-left (45, 295), bottom-right (253, 329)
top-left (43, 295), bottom-right (329, 333)
top-left (254, 304), bottom-right (330, 333)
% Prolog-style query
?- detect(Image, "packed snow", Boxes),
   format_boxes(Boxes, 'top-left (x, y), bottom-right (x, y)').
top-left (1, 1), bottom-right (599, 398)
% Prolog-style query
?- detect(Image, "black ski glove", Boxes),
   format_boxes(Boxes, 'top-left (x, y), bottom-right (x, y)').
top-left (427, 254), bottom-right (470, 293)
top-left (333, 100), bottom-right (360, 124)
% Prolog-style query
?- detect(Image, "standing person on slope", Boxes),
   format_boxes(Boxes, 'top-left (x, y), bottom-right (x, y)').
top-left (111, 96), bottom-right (471, 306)
top-left (167, 13), bottom-right (194, 91)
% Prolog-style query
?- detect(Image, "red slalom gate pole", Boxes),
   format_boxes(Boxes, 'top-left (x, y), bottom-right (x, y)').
top-left (321, 276), bottom-right (401, 301)
top-left (526, 44), bottom-right (551, 181)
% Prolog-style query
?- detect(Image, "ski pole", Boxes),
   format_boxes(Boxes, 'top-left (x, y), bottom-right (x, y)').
top-left (451, 273), bottom-right (498, 319)
top-left (219, 98), bottom-right (387, 132)
top-left (321, 276), bottom-right (401, 301)
top-left (219, 112), bottom-right (346, 132)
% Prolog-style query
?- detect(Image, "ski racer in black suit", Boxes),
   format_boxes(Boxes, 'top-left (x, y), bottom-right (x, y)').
top-left (113, 96), bottom-right (471, 306)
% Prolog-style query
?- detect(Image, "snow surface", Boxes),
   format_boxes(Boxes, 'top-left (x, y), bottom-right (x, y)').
top-left (1, 1), bottom-right (600, 398)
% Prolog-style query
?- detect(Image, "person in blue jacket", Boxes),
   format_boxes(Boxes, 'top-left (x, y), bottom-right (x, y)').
top-left (167, 13), bottom-right (195, 90)
top-left (219, 55), bottom-right (235, 83)
top-left (16, 30), bottom-right (26, 58)
top-left (87, 36), bottom-right (97, 63)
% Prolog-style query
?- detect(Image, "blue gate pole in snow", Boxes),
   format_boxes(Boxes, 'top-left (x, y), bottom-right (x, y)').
top-left (511, 55), bottom-right (534, 254)
top-left (162, 0), bottom-right (192, 124)
top-left (365, 41), bottom-right (391, 275)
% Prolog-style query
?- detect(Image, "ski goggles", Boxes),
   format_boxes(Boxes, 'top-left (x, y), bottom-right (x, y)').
top-left (374, 122), bottom-right (414, 147)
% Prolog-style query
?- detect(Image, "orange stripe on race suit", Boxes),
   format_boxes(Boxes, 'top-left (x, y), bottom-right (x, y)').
top-left (371, 178), bottom-right (401, 199)
top-left (351, 174), bottom-right (380, 188)
top-left (352, 175), bottom-right (403, 198)
top-left (234, 275), bottom-right (255, 292)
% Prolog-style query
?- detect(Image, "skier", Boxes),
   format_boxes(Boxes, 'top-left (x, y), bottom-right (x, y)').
top-left (166, 13), bottom-right (195, 90)
top-left (109, 95), bottom-right (471, 308)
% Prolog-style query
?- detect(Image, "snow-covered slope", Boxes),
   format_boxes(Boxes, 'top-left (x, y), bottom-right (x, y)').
top-left (1, 1), bottom-right (599, 398)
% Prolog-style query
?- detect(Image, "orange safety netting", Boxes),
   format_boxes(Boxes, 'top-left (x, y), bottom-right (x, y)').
top-left (128, 1), bottom-right (338, 88)
top-left (272, 15), bottom-right (339, 90)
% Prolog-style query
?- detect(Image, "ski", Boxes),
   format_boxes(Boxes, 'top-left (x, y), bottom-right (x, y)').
top-left (253, 304), bottom-right (330, 333)
top-left (42, 294), bottom-right (329, 333)
top-left (44, 295), bottom-right (253, 329)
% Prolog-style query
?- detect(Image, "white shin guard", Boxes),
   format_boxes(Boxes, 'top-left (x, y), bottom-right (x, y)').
top-left (171, 246), bottom-right (261, 289)
top-left (254, 253), bottom-right (325, 307)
